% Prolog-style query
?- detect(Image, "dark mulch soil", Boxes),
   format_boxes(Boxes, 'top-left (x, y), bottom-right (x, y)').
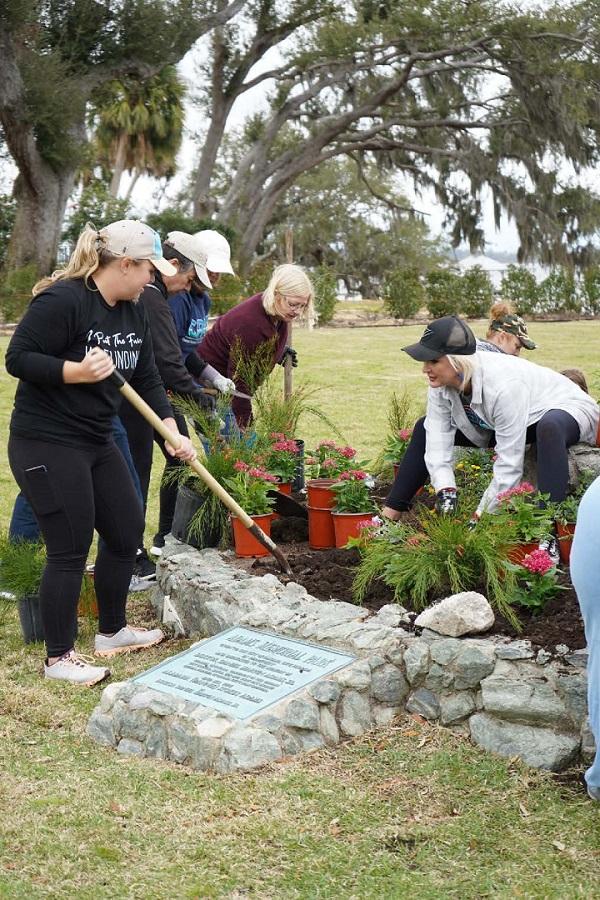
top-left (244, 515), bottom-right (586, 652)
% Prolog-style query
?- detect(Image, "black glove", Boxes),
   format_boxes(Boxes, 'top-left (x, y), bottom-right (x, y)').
top-left (435, 487), bottom-right (457, 515)
top-left (279, 347), bottom-right (298, 368)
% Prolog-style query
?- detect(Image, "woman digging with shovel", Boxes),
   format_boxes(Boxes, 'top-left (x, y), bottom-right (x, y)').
top-left (5, 220), bottom-right (196, 686)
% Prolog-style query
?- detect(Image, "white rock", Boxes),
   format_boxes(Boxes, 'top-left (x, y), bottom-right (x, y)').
top-left (415, 592), bottom-right (494, 637)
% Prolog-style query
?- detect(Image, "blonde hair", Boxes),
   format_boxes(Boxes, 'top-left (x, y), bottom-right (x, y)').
top-left (447, 354), bottom-right (477, 391)
top-left (262, 264), bottom-right (315, 321)
top-left (32, 223), bottom-right (137, 296)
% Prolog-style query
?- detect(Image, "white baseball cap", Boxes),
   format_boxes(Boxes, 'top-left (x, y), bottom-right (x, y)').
top-left (193, 230), bottom-right (235, 279)
top-left (99, 220), bottom-right (176, 276)
top-left (165, 231), bottom-right (212, 288)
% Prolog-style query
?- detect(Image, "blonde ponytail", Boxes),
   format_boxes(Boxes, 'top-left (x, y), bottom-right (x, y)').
top-left (32, 224), bottom-right (118, 295)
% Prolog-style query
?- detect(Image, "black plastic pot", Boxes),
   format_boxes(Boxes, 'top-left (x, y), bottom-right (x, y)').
top-left (172, 485), bottom-right (221, 550)
top-left (293, 439), bottom-right (305, 492)
top-left (18, 594), bottom-right (44, 643)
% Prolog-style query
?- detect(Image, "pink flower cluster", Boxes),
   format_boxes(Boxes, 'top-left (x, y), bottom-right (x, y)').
top-left (398, 428), bottom-right (412, 441)
top-left (497, 482), bottom-right (536, 503)
top-left (337, 469), bottom-right (368, 481)
top-left (316, 440), bottom-right (337, 450)
top-left (520, 549), bottom-right (555, 575)
top-left (271, 439), bottom-right (298, 453)
top-left (233, 461), bottom-right (278, 482)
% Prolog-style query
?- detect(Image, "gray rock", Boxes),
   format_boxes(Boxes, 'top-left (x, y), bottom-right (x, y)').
top-left (320, 706), bottom-right (340, 745)
top-left (372, 604), bottom-right (406, 627)
top-left (554, 672), bottom-right (588, 728)
top-left (195, 717), bottom-right (234, 739)
top-left (403, 642), bottom-right (430, 683)
top-left (554, 644), bottom-right (570, 657)
top-left (480, 674), bottom-right (570, 726)
top-left (565, 649), bottom-right (588, 669)
top-left (372, 705), bottom-right (401, 727)
top-left (429, 638), bottom-right (462, 666)
top-left (469, 713), bottom-right (580, 771)
top-left (86, 709), bottom-right (116, 747)
top-left (424, 663), bottom-right (455, 692)
top-left (128, 689), bottom-right (181, 716)
top-left (406, 688), bottom-right (441, 721)
top-left (337, 690), bottom-right (372, 736)
top-left (415, 592), bottom-right (494, 637)
top-left (117, 738), bottom-right (145, 758)
top-left (581, 718), bottom-right (597, 761)
top-left (336, 660), bottom-right (372, 690)
top-left (292, 730), bottom-right (325, 752)
top-left (368, 655), bottom-right (386, 671)
top-left (145, 720), bottom-right (168, 759)
top-left (217, 726), bottom-right (283, 772)
top-left (308, 680), bottom-right (341, 704)
top-left (112, 704), bottom-right (150, 743)
top-left (495, 640), bottom-right (535, 660)
top-left (283, 698), bottom-right (320, 731)
top-left (350, 626), bottom-right (397, 652)
top-left (453, 642), bottom-right (496, 690)
top-left (168, 722), bottom-right (197, 764)
top-left (439, 692), bottom-right (477, 725)
top-left (536, 649), bottom-right (552, 666)
top-left (385, 644), bottom-right (406, 668)
top-left (98, 681), bottom-right (128, 714)
top-left (371, 665), bottom-right (409, 705)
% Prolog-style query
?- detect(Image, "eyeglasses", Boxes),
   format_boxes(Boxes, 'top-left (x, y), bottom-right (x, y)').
top-left (278, 293), bottom-right (308, 312)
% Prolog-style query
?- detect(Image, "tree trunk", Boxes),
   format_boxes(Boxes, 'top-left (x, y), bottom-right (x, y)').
top-left (7, 165), bottom-right (76, 275)
top-left (191, 103), bottom-right (229, 219)
top-left (110, 133), bottom-right (129, 198)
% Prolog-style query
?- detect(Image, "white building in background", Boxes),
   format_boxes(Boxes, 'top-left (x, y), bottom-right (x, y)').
top-left (456, 252), bottom-right (550, 291)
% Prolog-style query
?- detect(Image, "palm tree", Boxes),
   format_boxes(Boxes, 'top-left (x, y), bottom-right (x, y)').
top-left (90, 66), bottom-right (186, 198)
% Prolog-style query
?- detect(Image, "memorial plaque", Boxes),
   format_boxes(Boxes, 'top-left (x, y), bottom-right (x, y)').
top-left (133, 626), bottom-right (356, 720)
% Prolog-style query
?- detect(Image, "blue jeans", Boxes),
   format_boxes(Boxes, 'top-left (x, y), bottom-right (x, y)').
top-left (9, 417), bottom-right (143, 543)
top-left (570, 475), bottom-right (600, 792)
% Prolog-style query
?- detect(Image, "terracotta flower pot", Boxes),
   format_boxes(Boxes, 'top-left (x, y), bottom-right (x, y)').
top-left (308, 505), bottom-right (336, 549)
top-left (230, 513), bottom-right (273, 557)
top-left (507, 541), bottom-right (539, 565)
top-left (306, 479), bottom-right (336, 509)
top-left (277, 481), bottom-right (293, 495)
top-left (557, 521), bottom-right (576, 564)
top-left (332, 511), bottom-right (371, 548)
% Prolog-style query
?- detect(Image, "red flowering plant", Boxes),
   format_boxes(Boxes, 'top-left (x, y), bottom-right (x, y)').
top-left (331, 469), bottom-right (377, 514)
top-left (260, 433), bottom-right (299, 484)
top-left (305, 440), bottom-right (360, 479)
top-left (505, 548), bottom-right (567, 612)
top-left (493, 482), bottom-right (555, 543)
top-left (224, 462), bottom-right (278, 516)
top-left (382, 427), bottom-right (413, 466)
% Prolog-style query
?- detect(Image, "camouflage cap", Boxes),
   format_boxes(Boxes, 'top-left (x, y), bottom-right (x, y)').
top-left (490, 314), bottom-right (536, 350)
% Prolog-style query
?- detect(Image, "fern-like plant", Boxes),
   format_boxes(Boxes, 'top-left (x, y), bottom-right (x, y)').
top-left (353, 511), bottom-right (520, 626)
top-left (371, 387), bottom-right (424, 477)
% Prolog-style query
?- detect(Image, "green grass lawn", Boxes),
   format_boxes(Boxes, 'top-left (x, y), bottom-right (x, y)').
top-left (1, 324), bottom-right (599, 898)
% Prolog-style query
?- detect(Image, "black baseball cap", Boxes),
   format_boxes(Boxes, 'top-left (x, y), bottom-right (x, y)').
top-left (403, 316), bottom-right (477, 361)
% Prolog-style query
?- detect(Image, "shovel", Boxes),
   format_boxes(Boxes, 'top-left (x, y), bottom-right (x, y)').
top-left (110, 372), bottom-right (292, 575)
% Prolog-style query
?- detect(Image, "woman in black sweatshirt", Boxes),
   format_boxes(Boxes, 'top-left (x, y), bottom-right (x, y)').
top-left (5, 220), bottom-right (196, 686)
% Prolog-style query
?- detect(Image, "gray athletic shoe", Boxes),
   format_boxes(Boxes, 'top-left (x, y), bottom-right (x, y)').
top-left (588, 784), bottom-right (600, 801)
top-left (44, 650), bottom-right (110, 686)
top-left (94, 625), bottom-right (164, 658)
top-left (128, 574), bottom-right (155, 593)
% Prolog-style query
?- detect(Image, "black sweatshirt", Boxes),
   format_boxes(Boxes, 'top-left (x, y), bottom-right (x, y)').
top-left (5, 277), bottom-right (172, 447)
top-left (137, 275), bottom-right (211, 404)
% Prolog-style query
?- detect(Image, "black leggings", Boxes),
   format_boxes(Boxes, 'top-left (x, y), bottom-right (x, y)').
top-left (8, 436), bottom-right (143, 657)
top-left (385, 410), bottom-right (581, 511)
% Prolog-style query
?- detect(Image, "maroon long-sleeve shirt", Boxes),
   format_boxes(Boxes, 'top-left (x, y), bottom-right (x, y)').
top-left (197, 292), bottom-right (288, 425)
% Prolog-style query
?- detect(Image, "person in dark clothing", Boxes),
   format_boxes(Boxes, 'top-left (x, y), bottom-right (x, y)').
top-left (5, 220), bottom-right (196, 685)
top-left (119, 231), bottom-right (230, 554)
top-left (197, 263), bottom-right (315, 428)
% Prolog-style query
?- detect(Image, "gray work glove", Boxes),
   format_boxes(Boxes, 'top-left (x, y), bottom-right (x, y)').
top-left (435, 487), bottom-right (458, 515)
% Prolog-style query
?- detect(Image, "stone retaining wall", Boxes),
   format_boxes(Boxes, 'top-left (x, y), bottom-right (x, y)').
top-left (87, 543), bottom-right (594, 774)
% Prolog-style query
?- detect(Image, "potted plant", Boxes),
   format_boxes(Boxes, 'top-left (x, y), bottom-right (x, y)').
top-left (330, 470), bottom-right (377, 547)
top-left (224, 462), bottom-right (277, 556)
top-left (505, 548), bottom-right (567, 613)
top-left (305, 441), bottom-right (360, 508)
top-left (0, 533), bottom-right (45, 643)
top-left (554, 494), bottom-right (579, 564)
top-left (493, 483), bottom-right (556, 564)
top-left (261, 434), bottom-right (300, 494)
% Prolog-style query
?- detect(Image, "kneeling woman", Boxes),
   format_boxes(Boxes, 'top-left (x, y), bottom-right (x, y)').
top-left (383, 317), bottom-right (599, 547)
top-left (5, 221), bottom-right (196, 686)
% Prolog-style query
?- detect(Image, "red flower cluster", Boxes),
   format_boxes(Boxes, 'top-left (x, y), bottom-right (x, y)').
top-left (520, 549), bottom-right (555, 575)
top-left (271, 438), bottom-right (298, 453)
top-left (497, 482), bottom-right (536, 503)
top-left (339, 446), bottom-right (357, 459)
top-left (398, 428), bottom-right (412, 441)
top-left (316, 439), bottom-right (337, 450)
top-left (233, 460), bottom-right (277, 482)
top-left (337, 469), bottom-right (368, 481)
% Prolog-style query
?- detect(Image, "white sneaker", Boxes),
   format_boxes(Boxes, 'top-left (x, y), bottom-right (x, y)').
top-left (44, 650), bottom-right (110, 686)
top-left (128, 575), bottom-right (154, 593)
top-left (94, 625), bottom-right (164, 658)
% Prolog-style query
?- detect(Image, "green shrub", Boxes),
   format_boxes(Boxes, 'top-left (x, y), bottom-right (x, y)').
top-left (311, 265), bottom-right (337, 325)
top-left (0, 194), bottom-right (16, 268)
top-left (145, 208), bottom-right (235, 246)
top-left (500, 265), bottom-right (539, 316)
top-left (382, 267), bottom-right (425, 320)
top-left (0, 264), bottom-right (38, 322)
top-left (425, 269), bottom-right (461, 318)
top-left (460, 265), bottom-right (494, 318)
top-left (582, 266), bottom-right (600, 315)
top-left (536, 267), bottom-right (580, 314)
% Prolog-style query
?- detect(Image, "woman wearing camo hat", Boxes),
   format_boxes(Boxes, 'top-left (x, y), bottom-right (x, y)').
top-left (5, 220), bottom-right (196, 686)
top-left (476, 301), bottom-right (536, 356)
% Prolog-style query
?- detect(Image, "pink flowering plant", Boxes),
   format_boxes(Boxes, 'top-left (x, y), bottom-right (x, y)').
top-left (261, 433), bottom-right (299, 483)
top-left (493, 482), bottom-right (555, 543)
top-left (305, 440), bottom-right (360, 479)
top-left (224, 462), bottom-right (278, 516)
top-left (383, 428), bottom-right (413, 465)
top-left (331, 470), bottom-right (377, 514)
top-left (505, 549), bottom-right (567, 612)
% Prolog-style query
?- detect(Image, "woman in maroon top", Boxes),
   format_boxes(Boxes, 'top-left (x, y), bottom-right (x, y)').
top-left (197, 264), bottom-right (315, 427)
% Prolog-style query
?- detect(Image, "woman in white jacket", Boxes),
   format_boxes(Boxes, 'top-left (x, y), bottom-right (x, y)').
top-left (383, 317), bottom-right (599, 535)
